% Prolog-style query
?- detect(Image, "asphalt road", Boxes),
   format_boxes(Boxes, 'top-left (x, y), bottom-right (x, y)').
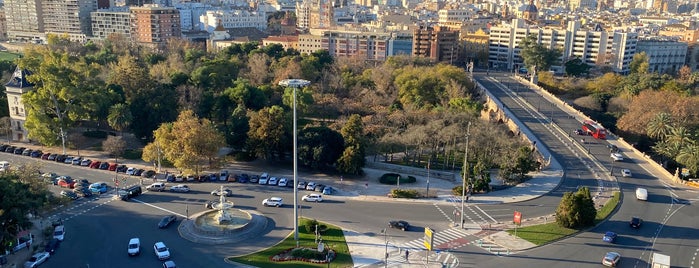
top-left (464, 72), bottom-right (699, 268)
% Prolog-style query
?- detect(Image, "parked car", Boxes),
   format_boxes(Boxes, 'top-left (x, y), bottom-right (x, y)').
top-left (73, 187), bottom-right (93, 197)
top-left (630, 217), bottom-right (642, 229)
top-left (76, 179), bottom-right (90, 188)
top-left (153, 242), bottom-right (170, 260)
top-left (602, 231), bottom-right (617, 243)
top-left (267, 177), bottom-right (278, 185)
top-left (277, 177), bottom-right (289, 187)
top-left (315, 184), bottom-right (326, 192)
top-left (219, 170), bottom-right (229, 181)
top-left (249, 175), bottom-right (259, 183)
top-left (53, 225), bottom-right (66, 241)
top-left (14, 147), bottom-right (25, 154)
top-left (258, 175), bottom-right (269, 185)
top-left (63, 156), bottom-right (74, 164)
top-left (608, 144), bottom-right (620, 153)
top-left (322, 186), bottom-right (336, 195)
top-left (621, 169), bottom-right (632, 177)
top-left (126, 167), bottom-right (136, 175)
top-left (306, 182), bottom-right (317, 191)
top-left (57, 177), bottom-right (76, 188)
top-left (41, 153), bottom-right (51, 160)
top-left (108, 163), bottom-right (118, 171)
top-left (71, 157), bottom-right (82, 165)
top-left (297, 181), bottom-right (307, 190)
top-left (169, 185), bottom-right (190, 193)
top-left (602, 252), bottom-right (621, 267)
top-left (4, 146), bottom-right (15, 153)
top-left (23, 252), bottom-right (50, 268)
top-left (237, 173), bottom-right (250, 183)
top-left (80, 159), bottom-right (92, 166)
top-left (99, 162), bottom-right (110, 170)
top-left (197, 174), bottom-right (210, 182)
top-left (389, 220), bottom-right (410, 231)
top-left (30, 150), bottom-right (43, 158)
top-left (89, 182), bottom-right (108, 194)
top-left (41, 172), bottom-right (59, 184)
top-left (262, 197), bottom-right (283, 207)
top-left (302, 193), bottom-right (323, 202)
top-left (47, 153), bottom-right (58, 161)
top-left (89, 161), bottom-right (101, 169)
top-left (134, 169), bottom-right (145, 176)
top-left (146, 182), bottom-right (166, 192)
top-left (158, 215), bottom-right (177, 229)
top-left (211, 188), bottom-right (232, 196)
top-left (55, 155), bottom-right (67, 162)
top-left (185, 174), bottom-right (196, 182)
top-left (116, 165), bottom-right (128, 173)
top-left (142, 170), bottom-right (156, 178)
top-left (127, 238), bottom-right (140, 256)
top-left (60, 190), bottom-right (78, 200)
top-left (21, 148), bottom-right (32, 156)
top-left (163, 260), bottom-right (176, 268)
top-left (45, 238), bottom-right (60, 255)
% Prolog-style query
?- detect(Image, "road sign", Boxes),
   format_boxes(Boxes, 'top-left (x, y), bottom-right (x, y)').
top-left (513, 211), bottom-right (522, 225)
top-left (423, 227), bottom-right (434, 251)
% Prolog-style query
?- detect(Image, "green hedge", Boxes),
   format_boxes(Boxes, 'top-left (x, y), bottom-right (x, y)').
top-left (389, 189), bottom-right (420, 198)
top-left (379, 173), bottom-right (417, 185)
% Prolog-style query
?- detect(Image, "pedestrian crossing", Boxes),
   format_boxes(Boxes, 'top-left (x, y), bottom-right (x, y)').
top-left (392, 227), bottom-right (511, 258)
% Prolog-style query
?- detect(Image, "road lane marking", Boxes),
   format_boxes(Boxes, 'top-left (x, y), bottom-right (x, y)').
top-left (130, 198), bottom-right (187, 218)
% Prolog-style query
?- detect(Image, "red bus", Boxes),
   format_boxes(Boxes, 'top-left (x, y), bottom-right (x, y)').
top-left (582, 120), bottom-right (606, 139)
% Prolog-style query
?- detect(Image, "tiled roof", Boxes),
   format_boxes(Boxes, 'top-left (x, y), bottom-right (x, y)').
top-left (5, 67), bottom-right (34, 88)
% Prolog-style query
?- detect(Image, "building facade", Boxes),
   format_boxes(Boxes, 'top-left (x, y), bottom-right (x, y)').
top-left (91, 8), bottom-right (131, 40)
top-left (4, 67), bottom-right (33, 142)
top-left (4, 0), bottom-right (45, 43)
top-left (489, 19), bottom-right (637, 74)
top-left (200, 9), bottom-right (267, 32)
top-left (636, 38), bottom-right (687, 74)
top-left (412, 25), bottom-right (459, 63)
top-left (42, 0), bottom-right (97, 42)
top-left (130, 6), bottom-right (182, 47)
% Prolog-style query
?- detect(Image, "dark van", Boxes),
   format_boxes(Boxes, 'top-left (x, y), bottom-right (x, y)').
top-left (119, 185), bottom-right (142, 200)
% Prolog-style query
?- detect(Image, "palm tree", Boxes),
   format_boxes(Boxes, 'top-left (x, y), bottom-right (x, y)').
top-left (646, 112), bottom-right (673, 140)
top-left (677, 141), bottom-right (699, 177)
top-left (107, 103), bottom-right (133, 136)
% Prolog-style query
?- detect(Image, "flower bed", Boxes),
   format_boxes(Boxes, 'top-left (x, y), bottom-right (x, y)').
top-left (270, 247), bottom-right (336, 263)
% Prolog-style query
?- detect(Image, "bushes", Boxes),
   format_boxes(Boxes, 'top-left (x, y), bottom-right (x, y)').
top-left (303, 219), bottom-right (328, 234)
top-left (379, 173), bottom-right (416, 185)
top-left (389, 189), bottom-right (420, 199)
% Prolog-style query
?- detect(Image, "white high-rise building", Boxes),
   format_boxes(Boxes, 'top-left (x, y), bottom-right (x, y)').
top-left (489, 19), bottom-right (638, 74)
top-left (200, 9), bottom-right (267, 32)
top-left (43, 0), bottom-right (97, 42)
top-left (4, 0), bottom-right (45, 42)
top-left (91, 7), bottom-right (131, 39)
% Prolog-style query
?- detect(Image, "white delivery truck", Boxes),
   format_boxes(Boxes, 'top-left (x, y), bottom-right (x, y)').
top-left (636, 188), bottom-right (648, 201)
top-left (652, 253), bottom-right (670, 268)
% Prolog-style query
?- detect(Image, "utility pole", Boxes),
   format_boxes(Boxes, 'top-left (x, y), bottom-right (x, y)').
top-left (460, 122), bottom-right (471, 229)
top-left (426, 158), bottom-right (431, 198)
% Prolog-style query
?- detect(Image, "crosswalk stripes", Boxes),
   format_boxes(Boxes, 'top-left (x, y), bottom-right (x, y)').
top-left (395, 227), bottom-right (471, 252)
top-left (467, 237), bottom-right (510, 256)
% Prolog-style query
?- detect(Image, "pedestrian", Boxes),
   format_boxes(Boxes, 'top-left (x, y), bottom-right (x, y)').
top-left (405, 249), bottom-right (409, 260)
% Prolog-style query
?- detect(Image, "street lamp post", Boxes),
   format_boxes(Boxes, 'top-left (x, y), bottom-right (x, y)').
top-left (279, 79), bottom-right (311, 246)
top-left (460, 122), bottom-right (471, 228)
top-left (381, 228), bottom-right (388, 268)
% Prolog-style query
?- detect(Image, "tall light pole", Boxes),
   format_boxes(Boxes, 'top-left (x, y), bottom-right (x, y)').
top-left (279, 79), bottom-right (311, 246)
top-left (460, 122), bottom-right (471, 229)
top-left (381, 228), bottom-right (388, 268)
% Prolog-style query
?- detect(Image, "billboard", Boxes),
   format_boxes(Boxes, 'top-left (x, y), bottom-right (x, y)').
top-left (513, 211), bottom-right (522, 225)
top-left (423, 227), bottom-right (434, 251)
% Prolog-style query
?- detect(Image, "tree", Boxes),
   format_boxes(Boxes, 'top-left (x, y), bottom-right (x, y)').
top-left (564, 57), bottom-right (590, 77)
top-left (629, 52), bottom-right (649, 75)
top-left (586, 72), bottom-right (621, 93)
top-left (337, 114), bottom-right (366, 174)
top-left (519, 34), bottom-right (561, 73)
top-left (151, 110), bottom-right (226, 174)
top-left (129, 84), bottom-right (179, 141)
top-left (107, 103), bottom-right (133, 135)
top-left (297, 126), bottom-right (345, 169)
top-left (646, 112), bottom-right (673, 140)
top-left (555, 187), bottom-right (597, 228)
top-left (102, 135), bottom-right (126, 159)
top-left (677, 141), bottom-right (699, 176)
top-left (0, 171), bottom-right (52, 253)
top-left (246, 105), bottom-right (288, 160)
top-left (107, 54), bottom-right (151, 102)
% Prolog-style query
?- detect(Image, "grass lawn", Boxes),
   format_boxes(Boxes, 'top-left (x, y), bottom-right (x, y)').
top-left (507, 191), bottom-right (621, 245)
top-left (0, 51), bottom-right (21, 62)
top-left (229, 218), bottom-right (353, 268)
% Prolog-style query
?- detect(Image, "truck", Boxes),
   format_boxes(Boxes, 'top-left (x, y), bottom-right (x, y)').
top-left (652, 253), bottom-right (670, 268)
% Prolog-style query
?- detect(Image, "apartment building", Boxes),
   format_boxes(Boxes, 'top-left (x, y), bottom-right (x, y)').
top-left (636, 37), bottom-right (687, 74)
top-left (262, 35), bottom-right (299, 50)
top-left (489, 19), bottom-right (637, 74)
top-left (91, 8), bottom-right (131, 40)
top-left (0, 10), bottom-right (7, 41)
top-left (412, 25), bottom-right (459, 64)
top-left (568, 0), bottom-right (595, 10)
top-left (658, 24), bottom-right (699, 43)
top-left (130, 6), bottom-right (181, 47)
top-left (296, 0), bottom-right (333, 29)
top-left (4, 67), bottom-right (33, 142)
top-left (462, 28), bottom-right (489, 67)
top-left (4, 0), bottom-right (45, 43)
top-left (200, 9), bottom-right (267, 32)
top-left (43, 0), bottom-right (97, 42)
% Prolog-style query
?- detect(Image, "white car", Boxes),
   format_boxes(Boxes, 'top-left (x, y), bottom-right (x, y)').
top-left (258, 176), bottom-right (269, 185)
top-left (53, 225), bottom-right (65, 241)
top-left (621, 169), bottom-right (632, 177)
top-left (262, 197), bottom-right (283, 207)
top-left (306, 182), bottom-right (317, 191)
top-left (126, 167), bottom-right (136, 175)
top-left (127, 238), bottom-right (140, 256)
top-left (268, 177), bottom-right (278, 185)
top-left (277, 177), bottom-right (289, 187)
top-left (169, 184), bottom-right (190, 193)
top-left (146, 182), bottom-right (166, 192)
top-left (297, 181), bottom-right (306, 189)
top-left (611, 153), bottom-right (624, 161)
top-left (153, 242), bottom-right (170, 260)
top-left (24, 252), bottom-right (50, 268)
top-left (302, 193), bottom-right (323, 202)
